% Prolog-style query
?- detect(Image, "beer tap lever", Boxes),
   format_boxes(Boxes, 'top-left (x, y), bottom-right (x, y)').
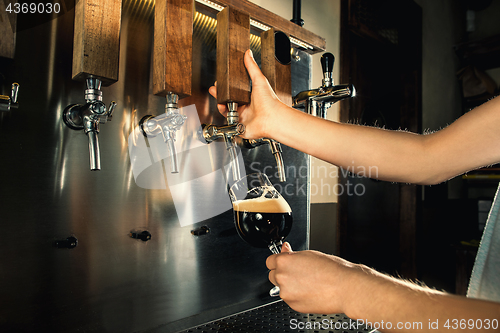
top-left (62, 77), bottom-right (117, 171)
top-left (321, 52), bottom-right (334, 88)
top-left (0, 83), bottom-right (20, 112)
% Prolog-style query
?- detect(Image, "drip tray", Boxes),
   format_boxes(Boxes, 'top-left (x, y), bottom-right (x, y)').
top-left (175, 300), bottom-right (375, 333)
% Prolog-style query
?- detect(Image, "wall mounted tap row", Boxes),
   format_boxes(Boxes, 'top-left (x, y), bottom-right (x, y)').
top-left (55, 0), bottom-right (355, 180)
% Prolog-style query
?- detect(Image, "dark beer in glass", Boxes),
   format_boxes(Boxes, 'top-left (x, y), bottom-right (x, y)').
top-left (233, 194), bottom-right (292, 249)
top-left (229, 173), bottom-right (293, 296)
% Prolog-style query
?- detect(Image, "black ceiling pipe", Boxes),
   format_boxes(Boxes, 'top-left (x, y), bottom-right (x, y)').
top-left (290, 0), bottom-right (304, 27)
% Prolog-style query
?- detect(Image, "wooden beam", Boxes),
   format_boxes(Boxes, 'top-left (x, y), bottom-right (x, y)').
top-left (72, 0), bottom-right (122, 86)
top-left (261, 29), bottom-right (292, 106)
top-left (153, 0), bottom-right (194, 98)
top-left (199, 0), bottom-right (326, 54)
top-left (216, 6), bottom-right (250, 105)
top-left (0, 1), bottom-right (16, 59)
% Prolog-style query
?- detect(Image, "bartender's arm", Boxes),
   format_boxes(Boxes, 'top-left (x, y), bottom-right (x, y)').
top-left (266, 243), bottom-right (500, 333)
top-left (209, 50), bottom-right (500, 185)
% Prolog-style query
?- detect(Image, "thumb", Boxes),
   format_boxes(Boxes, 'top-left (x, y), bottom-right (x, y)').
top-left (281, 242), bottom-right (293, 253)
top-left (244, 49), bottom-right (264, 82)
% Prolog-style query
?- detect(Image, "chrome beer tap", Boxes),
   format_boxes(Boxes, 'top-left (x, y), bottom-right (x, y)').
top-left (62, 77), bottom-right (116, 171)
top-left (293, 53), bottom-right (356, 118)
top-left (139, 93), bottom-right (187, 173)
top-left (202, 102), bottom-right (245, 181)
top-left (0, 83), bottom-right (19, 112)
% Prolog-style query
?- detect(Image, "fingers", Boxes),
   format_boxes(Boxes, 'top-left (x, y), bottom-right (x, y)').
top-left (267, 243), bottom-right (293, 287)
top-left (208, 82), bottom-right (228, 116)
top-left (244, 49), bottom-right (264, 82)
top-left (281, 242), bottom-right (293, 253)
top-left (267, 242), bottom-right (293, 270)
top-left (266, 253), bottom-right (277, 270)
top-left (268, 270), bottom-right (277, 286)
top-left (208, 84), bottom-right (217, 99)
top-left (217, 104), bottom-right (228, 116)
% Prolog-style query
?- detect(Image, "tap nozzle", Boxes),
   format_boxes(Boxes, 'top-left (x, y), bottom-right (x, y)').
top-left (85, 120), bottom-right (100, 171)
top-left (62, 78), bottom-right (116, 171)
top-left (0, 83), bottom-right (20, 112)
top-left (244, 138), bottom-right (286, 182)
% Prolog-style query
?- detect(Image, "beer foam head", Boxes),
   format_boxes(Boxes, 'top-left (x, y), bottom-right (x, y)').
top-left (232, 195), bottom-right (291, 213)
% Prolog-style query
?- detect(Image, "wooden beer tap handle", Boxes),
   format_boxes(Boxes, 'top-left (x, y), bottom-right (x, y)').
top-left (153, 0), bottom-right (194, 98)
top-left (216, 6), bottom-right (250, 106)
top-left (72, 0), bottom-right (122, 86)
top-left (261, 29), bottom-right (292, 107)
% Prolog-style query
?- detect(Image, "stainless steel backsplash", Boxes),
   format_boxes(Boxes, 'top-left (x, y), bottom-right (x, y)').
top-left (0, 3), bottom-right (311, 332)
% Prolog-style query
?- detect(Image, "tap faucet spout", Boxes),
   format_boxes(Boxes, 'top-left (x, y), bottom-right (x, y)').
top-left (268, 140), bottom-right (286, 182)
top-left (244, 138), bottom-right (286, 182)
top-left (224, 135), bottom-right (242, 181)
top-left (163, 129), bottom-right (179, 173)
top-left (85, 122), bottom-right (101, 171)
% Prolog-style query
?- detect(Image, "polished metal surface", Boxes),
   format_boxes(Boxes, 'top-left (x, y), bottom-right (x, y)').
top-left (0, 3), bottom-right (311, 332)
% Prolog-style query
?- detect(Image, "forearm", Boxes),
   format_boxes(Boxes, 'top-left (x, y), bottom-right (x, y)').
top-left (345, 265), bottom-right (500, 332)
top-left (265, 103), bottom-right (437, 184)
top-left (265, 96), bottom-right (500, 185)
top-left (225, 51), bottom-right (500, 184)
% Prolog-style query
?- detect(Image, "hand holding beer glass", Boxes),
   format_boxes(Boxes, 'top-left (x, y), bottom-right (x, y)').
top-left (229, 173), bottom-right (293, 296)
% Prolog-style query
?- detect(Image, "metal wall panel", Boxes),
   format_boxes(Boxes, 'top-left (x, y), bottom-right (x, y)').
top-left (0, 3), bottom-right (311, 332)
